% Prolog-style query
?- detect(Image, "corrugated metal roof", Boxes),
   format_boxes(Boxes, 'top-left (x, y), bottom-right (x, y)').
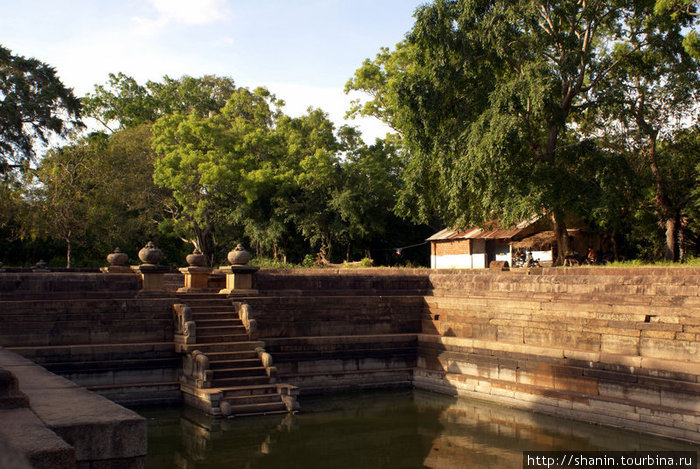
top-left (426, 226), bottom-right (524, 241)
top-left (426, 218), bottom-right (540, 242)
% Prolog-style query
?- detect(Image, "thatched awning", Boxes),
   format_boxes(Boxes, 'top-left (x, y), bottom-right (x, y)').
top-left (511, 229), bottom-right (582, 251)
top-left (511, 231), bottom-right (556, 251)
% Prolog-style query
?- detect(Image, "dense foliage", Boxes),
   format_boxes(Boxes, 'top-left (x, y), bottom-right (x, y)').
top-left (3, 0), bottom-right (700, 267)
top-left (347, 0), bottom-right (700, 263)
top-left (0, 45), bottom-right (82, 173)
top-left (0, 60), bottom-right (430, 267)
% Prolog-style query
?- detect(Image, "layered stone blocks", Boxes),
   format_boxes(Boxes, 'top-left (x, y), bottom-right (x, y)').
top-left (417, 268), bottom-right (700, 443)
top-left (0, 349), bottom-right (146, 468)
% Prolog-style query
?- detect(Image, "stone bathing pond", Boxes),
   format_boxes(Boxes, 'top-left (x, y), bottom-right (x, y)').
top-left (140, 389), bottom-right (700, 468)
top-left (4, 268), bottom-right (700, 467)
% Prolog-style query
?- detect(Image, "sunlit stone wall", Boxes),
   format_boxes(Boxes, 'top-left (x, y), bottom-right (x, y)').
top-left (416, 267), bottom-right (700, 444)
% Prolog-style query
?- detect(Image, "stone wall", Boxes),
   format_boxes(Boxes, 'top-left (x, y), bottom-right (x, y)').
top-left (3, 267), bottom-right (700, 445)
top-left (0, 272), bottom-right (141, 300)
top-left (0, 272), bottom-right (180, 406)
top-left (240, 270), bottom-right (428, 393)
top-left (416, 268), bottom-right (700, 444)
top-left (0, 348), bottom-right (146, 468)
top-left (254, 268), bottom-right (431, 295)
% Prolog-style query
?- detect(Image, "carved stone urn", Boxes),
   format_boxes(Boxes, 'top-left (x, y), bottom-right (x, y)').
top-left (186, 248), bottom-right (206, 267)
top-left (227, 244), bottom-right (252, 265)
top-left (138, 241), bottom-right (163, 265)
top-left (107, 248), bottom-right (128, 266)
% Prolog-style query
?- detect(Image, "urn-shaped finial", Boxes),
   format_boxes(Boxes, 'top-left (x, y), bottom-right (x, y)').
top-left (186, 248), bottom-right (206, 267)
top-left (138, 241), bottom-right (163, 265)
top-left (107, 248), bottom-right (128, 266)
top-left (227, 244), bottom-right (252, 265)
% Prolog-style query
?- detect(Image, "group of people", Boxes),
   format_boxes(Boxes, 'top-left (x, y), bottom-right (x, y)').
top-left (513, 247), bottom-right (604, 267)
top-left (511, 249), bottom-right (541, 268)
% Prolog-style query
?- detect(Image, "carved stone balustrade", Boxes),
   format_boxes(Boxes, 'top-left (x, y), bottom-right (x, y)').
top-left (173, 304), bottom-right (196, 353)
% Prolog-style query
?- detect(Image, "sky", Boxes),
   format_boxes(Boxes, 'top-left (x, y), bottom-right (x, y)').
top-left (1, 0), bottom-right (426, 142)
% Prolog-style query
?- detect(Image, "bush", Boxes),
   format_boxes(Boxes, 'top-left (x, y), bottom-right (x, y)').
top-left (302, 254), bottom-right (315, 268)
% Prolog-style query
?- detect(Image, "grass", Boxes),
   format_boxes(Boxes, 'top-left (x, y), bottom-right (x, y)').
top-left (601, 256), bottom-right (700, 268)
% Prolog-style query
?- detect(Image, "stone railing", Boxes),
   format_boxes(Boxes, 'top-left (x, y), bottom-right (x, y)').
top-left (173, 304), bottom-right (196, 353)
top-left (181, 350), bottom-right (213, 389)
top-left (234, 302), bottom-right (258, 340)
top-left (255, 346), bottom-right (277, 382)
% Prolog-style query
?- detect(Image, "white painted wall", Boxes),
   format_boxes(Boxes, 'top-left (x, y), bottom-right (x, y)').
top-left (432, 253), bottom-right (489, 269)
top-left (530, 250), bottom-right (552, 262)
top-left (472, 253), bottom-right (487, 269)
top-left (433, 254), bottom-right (473, 269)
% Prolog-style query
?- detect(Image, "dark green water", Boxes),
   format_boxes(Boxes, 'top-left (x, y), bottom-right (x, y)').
top-left (140, 389), bottom-right (699, 469)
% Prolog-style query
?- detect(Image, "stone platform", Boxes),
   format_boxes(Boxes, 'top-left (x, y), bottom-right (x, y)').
top-left (0, 348), bottom-right (146, 468)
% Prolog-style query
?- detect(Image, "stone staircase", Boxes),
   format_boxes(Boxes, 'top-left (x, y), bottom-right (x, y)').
top-left (174, 293), bottom-right (299, 418)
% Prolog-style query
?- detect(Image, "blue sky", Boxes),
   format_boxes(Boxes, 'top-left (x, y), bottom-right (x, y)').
top-left (1, 0), bottom-right (426, 141)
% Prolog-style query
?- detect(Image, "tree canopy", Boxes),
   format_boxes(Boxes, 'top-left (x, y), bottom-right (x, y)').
top-left (83, 73), bottom-right (238, 132)
top-left (0, 45), bottom-right (82, 172)
top-left (347, 0), bottom-right (700, 263)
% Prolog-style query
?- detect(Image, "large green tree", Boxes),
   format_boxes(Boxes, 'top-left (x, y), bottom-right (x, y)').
top-left (348, 0), bottom-right (697, 264)
top-left (29, 127), bottom-right (168, 267)
top-left (582, 5), bottom-right (700, 260)
top-left (83, 73), bottom-right (237, 132)
top-left (0, 45), bottom-right (82, 172)
top-left (151, 87), bottom-right (283, 265)
top-left (275, 108), bottom-right (346, 261)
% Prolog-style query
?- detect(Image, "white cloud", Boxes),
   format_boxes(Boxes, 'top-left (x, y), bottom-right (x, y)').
top-left (131, 0), bottom-right (229, 35)
top-left (149, 0), bottom-right (229, 25)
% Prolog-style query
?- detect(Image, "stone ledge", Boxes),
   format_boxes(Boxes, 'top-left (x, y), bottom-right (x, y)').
top-left (0, 348), bottom-right (146, 465)
top-left (0, 407), bottom-right (74, 469)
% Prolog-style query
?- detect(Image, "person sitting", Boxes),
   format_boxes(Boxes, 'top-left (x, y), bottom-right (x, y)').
top-left (526, 252), bottom-right (540, 268)
top-left (585, 248), bottom-right (598, 265)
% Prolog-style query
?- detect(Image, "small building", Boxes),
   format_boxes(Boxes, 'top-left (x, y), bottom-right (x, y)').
top-left (428, 219), bottom-right (592, 269)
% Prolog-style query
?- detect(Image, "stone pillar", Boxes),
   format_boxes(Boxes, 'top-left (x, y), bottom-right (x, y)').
top-left (178, 248), bottom-right (212, 292)
top-left (133, 241), bottom-right (169, 296)
top-left (100, 248), bottom-right (133, 273)
top-left (218, 244), bottom-right (259, 296)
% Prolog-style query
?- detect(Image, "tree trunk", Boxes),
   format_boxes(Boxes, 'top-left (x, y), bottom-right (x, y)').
top-left (551, 209), bottom-right (571, 266)
top-left (193, 224), bottom-right (215, 267)
top-left (65, 236), bottom-right (72, 269)
top-left (663, 217), bottom-right (679, 262)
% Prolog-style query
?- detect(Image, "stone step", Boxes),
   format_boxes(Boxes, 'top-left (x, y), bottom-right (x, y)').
top-left (190, 311), bottom-right (239, 321)
top-left (213, 366), bottom-right (267, 379)
top-left (197, 325), bottom-right (247, 335)
top-left (178, 301), bottom-right (234, 309)
top-left (209, 358), bottom-right (261, 369)
top-left (42, 357), bottom-right (179, 373)
top-left (176, 293), bottom-right (227, 300)
top-left (194, 333), bottom-right (250, 343)
top-left (211, 376), bottom-right (271, 387)
top-left (205, 350), bottom-right (259, 361)
top-left (222, 392), bottom-right (281, 405)
top-left (222, 401), bottom-right (287, 416)
top-left (221, 384), bottom-right (281, 398)
top-left (193, 318), bottom-right (243, 327)
top-left (186, 341), bottom-right (263, 353)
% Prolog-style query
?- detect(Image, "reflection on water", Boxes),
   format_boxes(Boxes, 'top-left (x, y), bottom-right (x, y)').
top-left (140, 390), bottom-right (699, 469)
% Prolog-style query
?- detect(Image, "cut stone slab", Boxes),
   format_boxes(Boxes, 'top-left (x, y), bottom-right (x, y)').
top-left (0, 348), bottom-right (146, 463)
top-left (0, 407), bottom-right (74, 469)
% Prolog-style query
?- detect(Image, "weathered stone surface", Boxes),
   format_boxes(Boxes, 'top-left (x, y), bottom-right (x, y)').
top-left (0, 407), bottom-right (74, 469)
top-left (0, 349), bottom-right (147, 464)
